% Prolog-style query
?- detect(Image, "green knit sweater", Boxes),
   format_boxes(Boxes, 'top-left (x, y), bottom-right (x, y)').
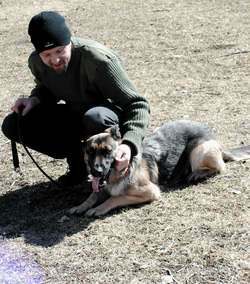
top-left (28, 37), bottom-right (150, 155)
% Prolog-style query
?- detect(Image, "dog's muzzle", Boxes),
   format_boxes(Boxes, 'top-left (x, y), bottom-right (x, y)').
top-left (92, 167), bottom-right (108, 178)
top-left (89, 161), bottom-right (115, 192)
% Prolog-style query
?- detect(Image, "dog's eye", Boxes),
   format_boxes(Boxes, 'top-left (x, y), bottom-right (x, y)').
top-left (106, 146), bottom-right (113, 153)
top-left (101, 147), bottom-right (112, 156)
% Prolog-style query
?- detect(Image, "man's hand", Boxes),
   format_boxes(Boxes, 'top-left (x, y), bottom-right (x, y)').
top-left (115, 143), bottom-right (131, 172)
top-left (11, 97), bottom-right (40, 116)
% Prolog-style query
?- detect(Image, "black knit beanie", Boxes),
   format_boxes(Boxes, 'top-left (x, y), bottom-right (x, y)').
top-left (28, 11), bottom-right (71, 53)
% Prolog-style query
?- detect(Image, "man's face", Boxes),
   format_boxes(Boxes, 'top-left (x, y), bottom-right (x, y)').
top-left (39, 42), bottom-right (72, 73)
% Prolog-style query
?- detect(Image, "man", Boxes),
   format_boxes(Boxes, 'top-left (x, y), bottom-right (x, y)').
top-left (2, 11), bottom-right (150, 187)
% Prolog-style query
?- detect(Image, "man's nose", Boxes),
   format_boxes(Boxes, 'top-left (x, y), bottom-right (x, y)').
top-left (51, 56), bottom-right (60, 65)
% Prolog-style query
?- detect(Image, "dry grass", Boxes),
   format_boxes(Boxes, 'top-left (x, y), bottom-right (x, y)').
top-left (0, 0), bottom-right (249, 283)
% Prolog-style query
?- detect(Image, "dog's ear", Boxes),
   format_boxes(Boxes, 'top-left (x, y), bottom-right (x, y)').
top-left (105, 125), bottom-right (121, 141)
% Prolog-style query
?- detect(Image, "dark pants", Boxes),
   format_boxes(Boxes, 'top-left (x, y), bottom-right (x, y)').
top-left (2, 103), bottom-right (120, 172)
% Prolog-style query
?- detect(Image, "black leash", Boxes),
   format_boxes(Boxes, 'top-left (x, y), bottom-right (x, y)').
top-left (11, 140), bottom-right (20, 171)
top-left (11, 113), bottom-right (62, 188)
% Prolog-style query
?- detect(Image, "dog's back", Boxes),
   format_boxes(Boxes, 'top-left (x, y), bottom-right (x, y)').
top-left (142, 120), bottom-right (221, 185)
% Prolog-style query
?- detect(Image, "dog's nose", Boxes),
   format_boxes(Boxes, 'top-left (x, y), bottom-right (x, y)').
top-left (93, 164), bottom-right (104, 177)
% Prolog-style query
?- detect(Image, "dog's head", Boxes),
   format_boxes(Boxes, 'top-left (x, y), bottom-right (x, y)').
top-left (84, 125), bottom-right (121, 187)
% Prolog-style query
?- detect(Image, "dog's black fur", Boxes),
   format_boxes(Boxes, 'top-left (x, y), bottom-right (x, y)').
top-left (142, 120), bottom-right (215, 185)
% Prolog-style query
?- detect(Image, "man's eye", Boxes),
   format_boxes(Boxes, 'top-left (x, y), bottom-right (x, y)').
top-left (57, 48), bottom-right (65, 54)
top-left (43, 54), bottom-right (50, 58)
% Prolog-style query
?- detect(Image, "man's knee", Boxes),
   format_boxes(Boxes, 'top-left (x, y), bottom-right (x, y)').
top-left (1, 112), bottom-right (18, 141)
top-left (82, 106), bottom-right (119, 136)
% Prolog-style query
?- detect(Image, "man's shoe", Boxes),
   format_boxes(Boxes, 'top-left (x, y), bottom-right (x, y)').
top-left (58, 149), bottom-right (88, 187)
top-left (57, 171), bottom-right (86, 187)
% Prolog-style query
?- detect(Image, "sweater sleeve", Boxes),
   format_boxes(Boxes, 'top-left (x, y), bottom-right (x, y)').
top-left (93, 56), bottom-right (150, 156)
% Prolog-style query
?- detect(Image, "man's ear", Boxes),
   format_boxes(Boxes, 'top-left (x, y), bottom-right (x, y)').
top-left (105, 125), bottom-right (121, 140)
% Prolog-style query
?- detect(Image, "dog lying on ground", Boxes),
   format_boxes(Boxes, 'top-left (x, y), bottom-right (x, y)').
top-left (69, 120), bottom-right (250, 217)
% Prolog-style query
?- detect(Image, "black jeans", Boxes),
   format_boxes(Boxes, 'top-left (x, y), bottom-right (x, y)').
top-left (2, 103), bottom-right (120, 170)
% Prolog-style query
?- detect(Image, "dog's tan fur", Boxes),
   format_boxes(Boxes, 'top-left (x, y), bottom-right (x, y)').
top-left (69, 154), bottom-right (161, 216)
top-left (188, 139), bottom-right (226, 181)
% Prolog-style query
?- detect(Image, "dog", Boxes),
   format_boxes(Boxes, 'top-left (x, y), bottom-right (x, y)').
top-left (69, 120), bottom-right (250, 217)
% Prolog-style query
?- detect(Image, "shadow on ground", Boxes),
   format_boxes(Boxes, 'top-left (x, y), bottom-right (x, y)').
top-left (0, 182), bottom-right (100, 247)
top-left (0, 175), bottom-right (214, 248)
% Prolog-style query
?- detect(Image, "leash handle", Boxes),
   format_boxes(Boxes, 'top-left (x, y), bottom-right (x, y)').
top-left (11, 140), bottom-right (20, 171)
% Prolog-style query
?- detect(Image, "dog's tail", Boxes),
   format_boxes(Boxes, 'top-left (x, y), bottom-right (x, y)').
top-left (223, 145), bottom-right (250, 162)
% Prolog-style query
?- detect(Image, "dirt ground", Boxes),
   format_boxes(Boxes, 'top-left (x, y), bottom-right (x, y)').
top-left (0, 0), bottom-right (249, 283)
